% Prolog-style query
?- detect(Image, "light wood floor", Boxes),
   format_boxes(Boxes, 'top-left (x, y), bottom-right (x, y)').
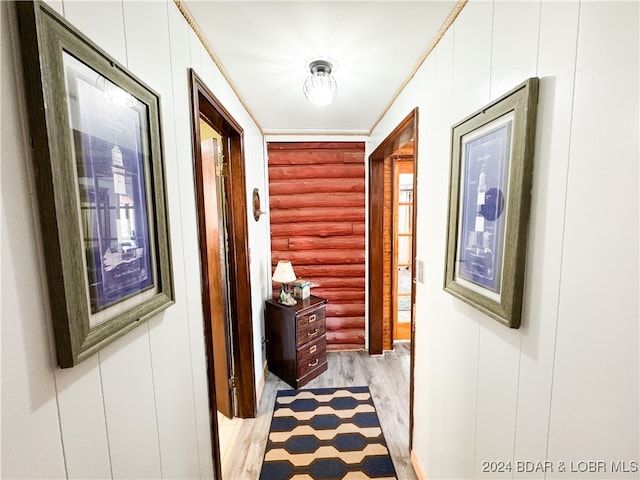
top-left (222, 343), bottom-right (416, 480)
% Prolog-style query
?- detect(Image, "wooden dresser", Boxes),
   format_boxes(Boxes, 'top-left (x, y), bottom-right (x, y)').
top-left (265, 295), bottom-right (328, 388)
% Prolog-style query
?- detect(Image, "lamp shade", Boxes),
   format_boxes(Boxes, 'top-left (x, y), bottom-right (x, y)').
top-left (272, 260), bottom-right (296, 283)
top-left (303, 60), bottom-right (337, 106)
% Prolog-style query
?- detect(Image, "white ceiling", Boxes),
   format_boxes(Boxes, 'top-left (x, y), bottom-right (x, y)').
top-left (182, 1), bottom-right (460, 135)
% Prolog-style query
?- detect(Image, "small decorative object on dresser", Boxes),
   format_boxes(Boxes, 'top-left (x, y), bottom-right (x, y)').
top-left (265, 295), bottom-right (328, 388)
top-left (293, 279), bottom-right (311, 300)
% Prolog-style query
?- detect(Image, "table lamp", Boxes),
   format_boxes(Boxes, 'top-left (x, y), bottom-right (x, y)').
top-left (272, 260), bottom-right (297, 306)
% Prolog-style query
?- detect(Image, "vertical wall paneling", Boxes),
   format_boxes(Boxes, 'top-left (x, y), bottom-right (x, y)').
top-left (1, 4), bottom-right (67, 477)
top-left (474, 2), bottom-right (541, 476)
top-left (123, 2), bottom-right (202, 478)
top-left (369, 0), bottom-right (639, 478)
top-left (99, 328), bottom-right (161, 479)
top-left (53, 3), bottom-right (165, 476)
top-left (2, 0), bottom-right (270, 477)
top-left (490, 1), bottom-right (541, 98)
top-left (413, 39), bottom-right (447, 477)
top-left (547, 1), bottom-right (639, 470)
top-left (62, 1), bottom-right (127, 66)
top-left (513, 2), bottom-right (579, 474)
top-left (168, 4), bottom-right (215, 479)
top-left (55, 357), bottom-right (111, 479)
top-left (268, 142), bottom-right (366, 350)
top-left (436, 2), bottom-right (493, 477)
top-left (451, 1), bottom-right (493, 121)
top-left (247, 140), bottom-right (273, 397)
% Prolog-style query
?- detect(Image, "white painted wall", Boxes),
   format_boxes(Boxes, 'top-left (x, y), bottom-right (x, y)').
top-left (370, 1), bottom-right (639, 478)
top-left (1, 1), bottom-right (271, 478)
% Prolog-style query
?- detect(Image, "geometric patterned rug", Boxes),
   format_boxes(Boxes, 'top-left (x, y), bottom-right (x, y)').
top-left (259, 386), bottom-right (397, 479)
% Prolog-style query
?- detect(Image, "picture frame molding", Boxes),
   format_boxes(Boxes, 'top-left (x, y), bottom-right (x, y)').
top-left (444, 77), bottom-right (539, 328)
top-left (17, 1), bottom-right (175, 367)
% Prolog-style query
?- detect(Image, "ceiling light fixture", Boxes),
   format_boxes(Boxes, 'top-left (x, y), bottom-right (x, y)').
top-left (303, 60), bottom-right (337, 106)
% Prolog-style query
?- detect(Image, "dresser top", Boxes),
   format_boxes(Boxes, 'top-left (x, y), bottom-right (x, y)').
top-left (266, 294), bottom-right (327, 315)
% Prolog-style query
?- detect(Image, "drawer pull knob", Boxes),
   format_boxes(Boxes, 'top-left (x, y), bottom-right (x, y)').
top-left (308, 329), bottom-right (318, 337)
top-left (308, 314), bottom-right (317, 323)
top-left (308, 359), bottom-right (319, 367)
top-left (310, 345), bottom-right (317, 354)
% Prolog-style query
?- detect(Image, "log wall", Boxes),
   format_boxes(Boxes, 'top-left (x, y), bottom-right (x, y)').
top-left (267, 142), bottom-right (366, 350)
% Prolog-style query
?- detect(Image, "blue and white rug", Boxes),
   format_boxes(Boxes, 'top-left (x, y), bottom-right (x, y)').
top-left (259, 386), bottom-right (397, 479)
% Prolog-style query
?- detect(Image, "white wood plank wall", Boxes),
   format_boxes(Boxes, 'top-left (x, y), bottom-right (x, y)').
top-left (370, 1), bottom-right (639, 479)
top-left (1, 1), bottom-right (271, 478)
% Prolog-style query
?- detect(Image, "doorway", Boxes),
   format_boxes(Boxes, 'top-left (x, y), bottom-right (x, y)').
top-left (368, 108), bottom-right (418, 446)
top-left (368, 109), bottom-right (418, 352)
top-left (198, 119), bottom-right (234, 419)
top-left (189, 69), bottom-right (256, 478)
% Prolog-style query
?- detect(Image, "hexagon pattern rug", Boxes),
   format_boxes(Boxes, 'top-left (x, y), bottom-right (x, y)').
top-left (259, 386), bottom-right (397, 479)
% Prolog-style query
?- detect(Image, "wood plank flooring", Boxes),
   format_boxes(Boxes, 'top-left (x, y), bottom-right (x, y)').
top-left (222, 343), bottom-right (415, 479)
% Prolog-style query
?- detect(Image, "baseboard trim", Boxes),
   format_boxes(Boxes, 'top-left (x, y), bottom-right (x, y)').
top-left (256, 360), bottom-right (268, 402)
top-left (411, 450), bottom-right (427, 480)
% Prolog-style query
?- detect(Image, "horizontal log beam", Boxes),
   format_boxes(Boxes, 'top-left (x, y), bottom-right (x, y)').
top-left (288, 236), bottom-right (364, 251)
top-left (270, 206), bottom-right (364, 224)
top-left (272, 250), bottom-right (365, 265)
top-left (271, 238), bottom-right (289, 251)
top-left (314, 290), bottom-right (365, 303)
top-left (270, 178), bottom-right (364, 195)
top-left (270, 192), bottom-right (364, 209)
top-left (271, 222), bottom-right (353, 238)
top-left (269, 165), bottom-right (364, 181)
top-left (294, 265), bottom-right (365, 278)
top-left (326, 329), bottom-right (365, 344)
top-left (326, 303), bottom-right (365, 317)
top-left (353, 223), bottom-right (365, 235)
top-left (307, 277), bottom-right (366, 289)
top-left (269, 151), bottom-right (364, 165)
top-left (326, 317), bottom-right (365, 331)
top-left (268, 142), bottom-right (365, 152)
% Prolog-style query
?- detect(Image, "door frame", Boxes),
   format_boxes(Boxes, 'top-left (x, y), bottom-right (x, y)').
top-left (368, 107), bottom-right (418, 446)
top-left (189, 68), bottom-right (257, 476)
top-left (368, 108), bottom-right (418, 352)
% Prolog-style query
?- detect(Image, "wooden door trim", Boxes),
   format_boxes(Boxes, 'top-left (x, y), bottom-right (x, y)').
top-left (189, 68), bottom-right (257, 478)
top-left (368, 109), bottom-right (417, 353)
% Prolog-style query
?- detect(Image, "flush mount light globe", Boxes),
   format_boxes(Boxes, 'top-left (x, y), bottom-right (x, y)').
top-left (303, 60), bottom-right (338, 106)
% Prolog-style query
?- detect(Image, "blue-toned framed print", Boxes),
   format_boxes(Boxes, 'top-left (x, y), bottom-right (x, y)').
top-left (17, 1), bottom-right (174, 367)
top-left (64, 53), bottom-right (155, 317)
top-left (456, 115), bottom-right (512, 295)
top-left (444, 79), bottom-right (539, 328)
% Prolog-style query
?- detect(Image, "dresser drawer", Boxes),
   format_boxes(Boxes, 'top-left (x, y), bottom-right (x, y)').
top-left (296, 308), bottom-right (326, 347)
top-left (296, 336), bottom-right (326, 378)
top-left (297, 307), bottom-right (325, 330)
top-left (296, 318), bottom-right (325, 347)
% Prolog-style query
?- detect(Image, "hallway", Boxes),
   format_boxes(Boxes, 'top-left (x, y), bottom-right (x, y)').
top-left (3, 2), bottom-right (637, 479)
top-left (222, 346), bottom-right (414, 479)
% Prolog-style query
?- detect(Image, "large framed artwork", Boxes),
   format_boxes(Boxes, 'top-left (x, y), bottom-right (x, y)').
top-left (444, 78), bottom-right (538, 328)
top-left (17, 1), bottom-right (174, 367)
